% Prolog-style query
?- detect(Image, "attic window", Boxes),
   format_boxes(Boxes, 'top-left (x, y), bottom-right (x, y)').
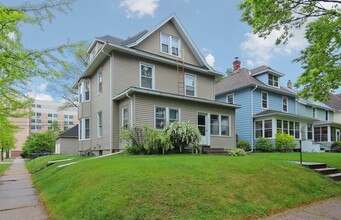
top-left (268, 74), bottom-right (279, 87)
top-left (161, 33), bottom-right (180, 57)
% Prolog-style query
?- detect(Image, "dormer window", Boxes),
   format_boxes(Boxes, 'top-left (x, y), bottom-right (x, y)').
top-left (89, 48), bottom-right (96, 63)
top-left (160, 33), bottom-right (180, 57)
top-left (268, 74), bottom-right (279, 87)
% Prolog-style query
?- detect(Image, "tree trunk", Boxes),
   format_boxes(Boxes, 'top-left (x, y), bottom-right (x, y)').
top-left (1, 149), bottom-right (3, 161)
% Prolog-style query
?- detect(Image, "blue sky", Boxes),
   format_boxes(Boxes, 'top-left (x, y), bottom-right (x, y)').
top-left (3, 0), bottom-right (318, 101)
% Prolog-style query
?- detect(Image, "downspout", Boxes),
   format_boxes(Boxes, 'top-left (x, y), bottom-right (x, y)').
top-left (101, 44), bottom-right (113, 153)
top-left (250, 85), bottom-right (258, 152)
top-left (125, 93), bottom-right (133, 128)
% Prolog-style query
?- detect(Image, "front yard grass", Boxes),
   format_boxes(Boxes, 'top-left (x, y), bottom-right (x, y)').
top-left (0, 164), bottom-right (10, 176)
top-left (28, 153), bottom-right (341, 220)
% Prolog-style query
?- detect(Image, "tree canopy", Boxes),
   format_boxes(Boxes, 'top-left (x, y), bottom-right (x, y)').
top-left (0, 0), bottom-right (77, 148)
top-left (239, 0), bottom-right (341, 101)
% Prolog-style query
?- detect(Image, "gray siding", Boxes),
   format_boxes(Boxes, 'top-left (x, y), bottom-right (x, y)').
top-left (132, 93), bottom-right (236, 149)
top-left (56, 138), bottom-right (79, 154)
top-left (134, 21), bottom-right (200, 67)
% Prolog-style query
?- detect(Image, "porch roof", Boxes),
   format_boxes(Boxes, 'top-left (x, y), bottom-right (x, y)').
top-left (253, 110), bottom-right (319, 122)
top-left (314, 121), bottom-right (341, 127)
top-left (113, 87), bottom-right (241, 109)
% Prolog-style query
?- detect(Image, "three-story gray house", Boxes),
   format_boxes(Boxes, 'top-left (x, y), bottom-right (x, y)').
top-left (77, 15), bottom-right (239, 155)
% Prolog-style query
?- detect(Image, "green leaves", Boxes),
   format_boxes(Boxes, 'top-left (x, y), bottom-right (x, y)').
top-left (239, 0), bottom-right (341, 100)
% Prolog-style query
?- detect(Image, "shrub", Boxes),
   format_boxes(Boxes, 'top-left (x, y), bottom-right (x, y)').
top-left (255, 137), bottom-right (273, 152)
top-left (22, 131), bottom-right (56, 158)
top-left (275, 131), bottom-right (297, 152)
top-left (164, 122), bottom-right (201, 153)
top-left (121, 127), bottom-right (145, 155)
top-left (237, 140), bottom-right (250, 151)
top-left (228, 148), bottom-right (246, 156)
top-left (331, 141), bottom-right (341, 152)
top-left (143, 126), bottom-right (172, 154)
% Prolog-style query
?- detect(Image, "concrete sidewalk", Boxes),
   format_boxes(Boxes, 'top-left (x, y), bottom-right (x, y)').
top-left (0, 158), bottom-right (48, 220)
top-left (264, 196), bottom-right (341, 220)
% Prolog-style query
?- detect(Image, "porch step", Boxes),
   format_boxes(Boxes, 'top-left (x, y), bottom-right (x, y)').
top-left (202, 147), bottom-right (226, 155)
top-left (327, 173), bottom-right (341, 181)
top-left (301, 162), bottom-right (327, 169)
top-left (297, 162), bottom-right (341, 182)
top-left (313, 168), bottom-right (339, 175)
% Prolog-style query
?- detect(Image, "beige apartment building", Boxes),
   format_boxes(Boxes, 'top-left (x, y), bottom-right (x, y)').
top-left (77, 15), bottom-right (239, 155)
top-left (9, 100), bottom-right (78, 157)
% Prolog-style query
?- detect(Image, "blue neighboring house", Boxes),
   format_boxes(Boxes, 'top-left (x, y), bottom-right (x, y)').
top-left (215, 63), bottom-right (319, 150)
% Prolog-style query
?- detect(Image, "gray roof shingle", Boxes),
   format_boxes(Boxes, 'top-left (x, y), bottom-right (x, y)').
top-left (215, 68), bottom-right (295, 96)
top-left (58, 125), bottom-right (78, 138)
top-left (96, 30), bottom-right (148, 46)
top-left (324, 94), bottom-right (341, 110)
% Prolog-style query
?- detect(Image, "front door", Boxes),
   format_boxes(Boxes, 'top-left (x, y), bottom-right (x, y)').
top-left (198, 113), bottom-right (209, 145)
top-left (336, 129), bottom-right (340, 141)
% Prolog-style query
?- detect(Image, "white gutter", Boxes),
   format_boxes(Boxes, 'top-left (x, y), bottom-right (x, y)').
top-left (101, 45), bottom-right (113, 153)
top-left (250, 85), bottom-right (258, 152)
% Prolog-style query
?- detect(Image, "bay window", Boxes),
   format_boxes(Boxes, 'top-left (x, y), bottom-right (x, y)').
top-left (79, 118), bottom-right (91, 140)
top-left (78, 80), bottom-right (91, 102)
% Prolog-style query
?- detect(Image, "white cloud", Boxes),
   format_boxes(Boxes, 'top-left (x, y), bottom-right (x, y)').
top-left (37, 83), bottom-right (47, 91)
top-left (240, 29), bottom-right (307, 67)
top-left (27, 92), bottom-right (53, 101)
top-left (120, 0), bottom-right (159, 18)
top-left (205, 53), bottom-right (215, 67)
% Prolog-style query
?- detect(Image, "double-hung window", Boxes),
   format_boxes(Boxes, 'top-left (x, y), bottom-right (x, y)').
top-left (282, 97), bottom-right (288, 112)
top-left (140, 63), bottom-right (154, 90)
top-left (79, 118), bottom-right (91, 140)
top-left (312, 108), bottom-right (316, 118)
top-left (255, 121), bottom-right (263, 138)
top-left (161, 33), bottom-right (180, 56)
top-left (210, 114), bottom-right (230, 136)
top-left (268, 74), bottom-right (279, 87)
top-left (169, 109), bottom-right (179, 123)
top-left (255, 120), bottom-right (272, 138)
top-left (155, 107), bottom-right (180, 129)
top-left (264, 120), bottom-right (272, 138)
top-left (325, 111), bottom-right (329, 121)
top-left (227, 94), bottom-right (234, 104)
top-left (97, 69), bottom-right (103, 94)
top-left (122, 108), bottom-right (129, 129)
top-left (155, 107), bottom-right (166, 129)
top-left (307, 124), bottom-right (313, 140)
top-left (261, 92), bottom-right (268, 109)
top-left (78, 80), bottom-right (91, 102)
top-left (97, 111), bottom-right (102, 138)
top-left (185, 74), bottom-right (196, 96)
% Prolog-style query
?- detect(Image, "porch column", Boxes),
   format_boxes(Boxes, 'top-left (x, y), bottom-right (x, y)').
top-left (327, 126), bottom-right (331, 142)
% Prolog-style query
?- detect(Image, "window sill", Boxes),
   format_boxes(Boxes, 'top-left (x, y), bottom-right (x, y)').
top-left (160, 50), bottom-right (181, 58)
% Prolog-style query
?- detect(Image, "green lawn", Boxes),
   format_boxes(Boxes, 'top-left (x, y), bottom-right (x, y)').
top-left (27, 153), bottom-right (341, 220)
top-left (0, 164), bottom-right (10, 176)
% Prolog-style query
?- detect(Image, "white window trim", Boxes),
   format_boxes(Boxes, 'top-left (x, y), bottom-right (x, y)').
top-left (312, 108), bottom-right (317, 118)
top-left (159, 33), bottom-right (181, 57)
top-left (261, 91), bottom-right (268, 109)
top-left (79, 118), bottom-right (91, 140)
top-left (185, 73), bottom-right (197, 97)
top-left (97, 68), bottom-right (103, 95)
top-left (210, 114), bottom-right (231, 137)
top-left (226, 93), bottom-right (234, 104)
top-left (255, 119), bottom-right (273, 139)
top-left (139, 62), bottom-right (155, 90)
top-left (282, 96), bottom-right (288, 113)
top-left (268, 74), bottom-right (279, 88)
top-left (79, 79), bottom-right (91, 103)
top-left (121, 107), bottom-right (129, 129)
top-left (97, 111), bottom-right (102, 138)
top-left (154, 106), bottom-right (181, 130)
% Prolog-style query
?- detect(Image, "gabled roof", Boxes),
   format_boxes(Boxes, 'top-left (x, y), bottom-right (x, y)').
top-left (57, 125), bottom-right (78, 139)
top-left (215, 68), bottom-right (295, 96)
top-left (253, 110), bottom-right (318, 122)
top-left (250, 65), bottom-right (285, 77)
top-left (283, 87), bottom-right (335, 111)
top-left (324, 94), bottom-right (341, 110)
top-left (125, 14), bottom-right (211, 70)
top-left (87, 14), bottom-right (213, 71)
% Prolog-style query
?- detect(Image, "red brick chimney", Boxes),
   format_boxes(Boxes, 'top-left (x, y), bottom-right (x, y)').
top-left (233, 57), bottom-right (241, 72)
top-left (287, 80), bottom-right (292, 89)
